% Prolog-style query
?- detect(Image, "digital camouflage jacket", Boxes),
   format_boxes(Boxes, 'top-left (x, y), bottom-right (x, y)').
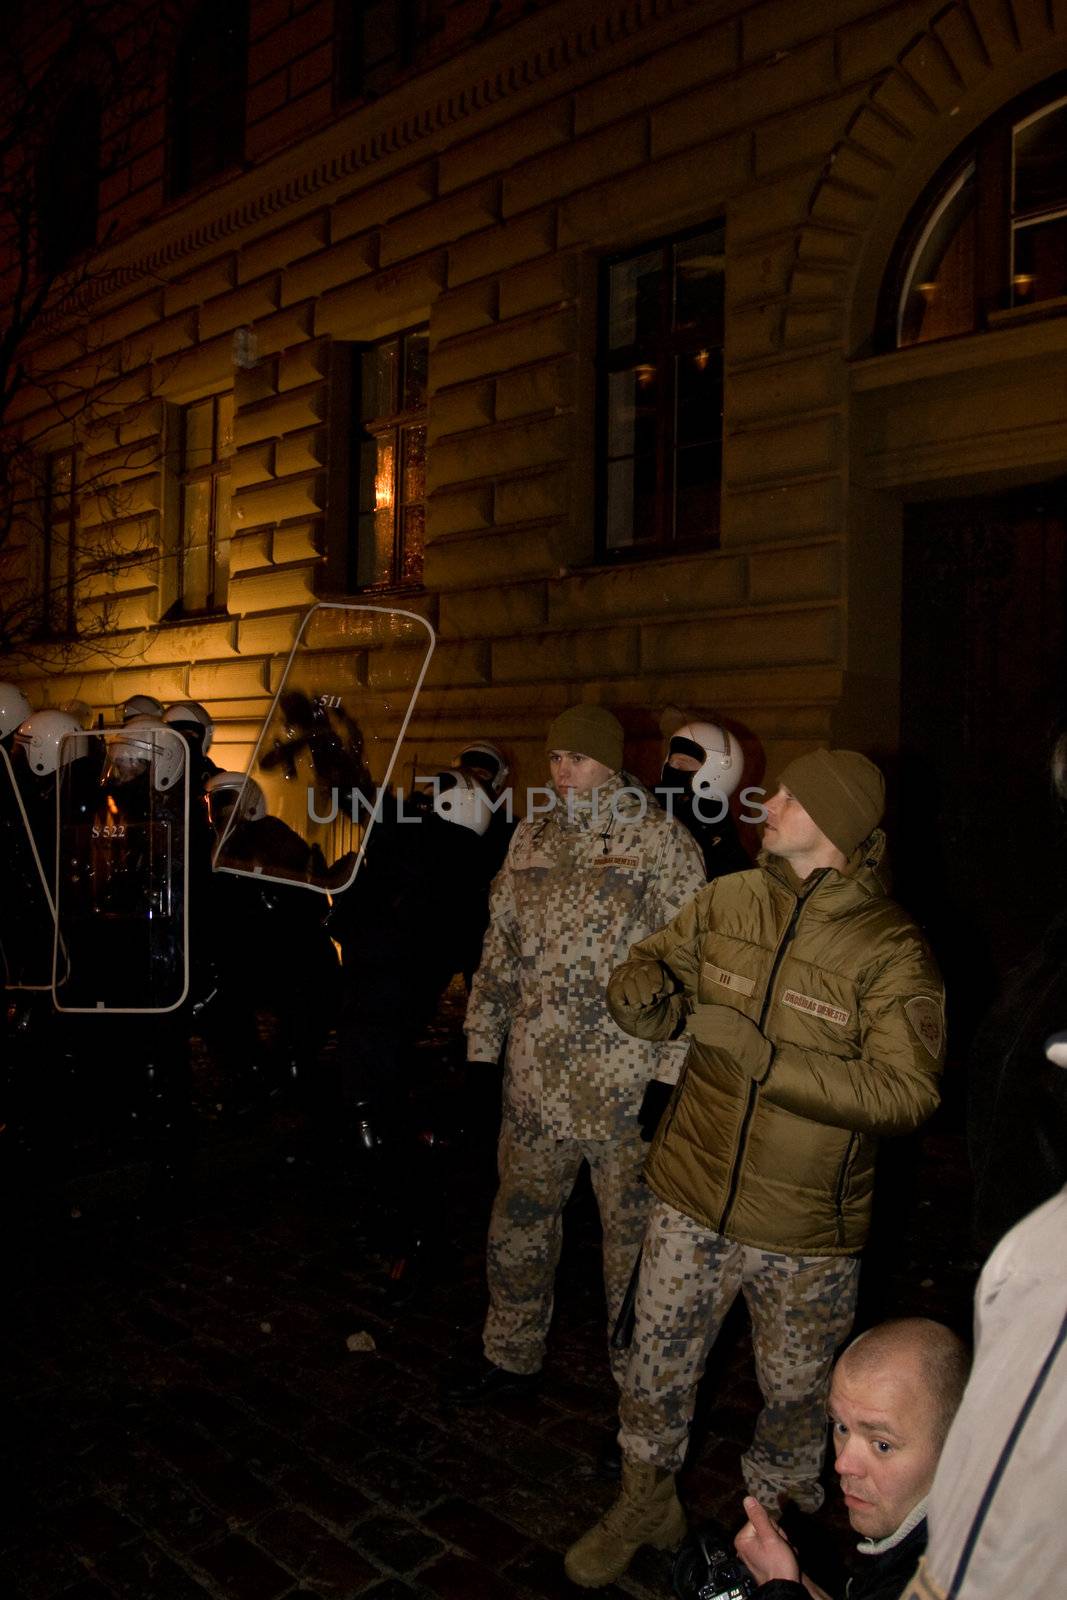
top-left (465, 772), bottom-right (706, 1139)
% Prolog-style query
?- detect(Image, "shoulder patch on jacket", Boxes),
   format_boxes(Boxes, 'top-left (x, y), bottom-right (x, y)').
top-left (781, 988), bottom-right (850, 1027)
top-left (905, 995), bottom-right (943, 1059)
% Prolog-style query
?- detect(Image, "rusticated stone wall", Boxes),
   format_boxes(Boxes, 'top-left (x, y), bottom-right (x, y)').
top-left (7, 0), bottom-right (1067, 793)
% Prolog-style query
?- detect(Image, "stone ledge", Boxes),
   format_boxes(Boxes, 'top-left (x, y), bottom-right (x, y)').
top-left (641, 605), bottom-right (840, 673)
top-left (548, 552), bottom-right (745, 626)
top-left (492, 625), bottom-right (640, 683)
top-left (437, 580), bottom-right (548, 639)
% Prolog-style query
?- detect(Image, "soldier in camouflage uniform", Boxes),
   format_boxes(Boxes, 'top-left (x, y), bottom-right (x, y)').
top-left (565, 749), bottom-right (946, 1589)
top-left (452, 704), bottom-right (706, 1404)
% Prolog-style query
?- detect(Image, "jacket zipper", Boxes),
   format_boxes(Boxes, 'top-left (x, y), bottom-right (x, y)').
top-left (716, 880), bottom-right (816, 1235)
top-left (834, 1133), bottom-right (857, 1247)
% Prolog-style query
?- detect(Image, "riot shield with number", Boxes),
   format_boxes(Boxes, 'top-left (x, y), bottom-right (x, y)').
top-left (0, 745), bottom-right (61, 990)
top-left (212, 603), bottom-right (435, 894)
top-left (52, 724), bottom-right (190, 1013)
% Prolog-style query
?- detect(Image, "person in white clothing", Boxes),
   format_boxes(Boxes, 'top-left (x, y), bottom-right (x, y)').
top-left (899, 1029), bottom-right (1067, 1600)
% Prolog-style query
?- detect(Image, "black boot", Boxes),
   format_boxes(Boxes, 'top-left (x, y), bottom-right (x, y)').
top-left (443, 1356), bottom-right (542, 1407)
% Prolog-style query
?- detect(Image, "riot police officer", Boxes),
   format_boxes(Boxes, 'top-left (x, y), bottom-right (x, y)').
top-left (654, 718), bottom-right (751, 880)
top-left (200, 769), bottom-right (342, 1124)
top-left (329, 770), bottom-right (497, 1290)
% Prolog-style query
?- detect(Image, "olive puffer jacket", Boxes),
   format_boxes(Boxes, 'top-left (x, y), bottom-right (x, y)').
top-left (607, 832), bottom-right (945, 1255)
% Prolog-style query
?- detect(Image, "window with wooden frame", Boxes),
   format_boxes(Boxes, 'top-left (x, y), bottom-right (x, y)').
top-left (353, 326), bottom-right (428, 589)
top-left (598, 223), bottom-right (725, 557)
top-left (173, 393), bottom-right (234, 615)
top-left (167, 0), bottom-right (247, 200)
top-left (886, 75), bottom-right (1067, 349)
top-left (40, 448), bottom-right (77, 636)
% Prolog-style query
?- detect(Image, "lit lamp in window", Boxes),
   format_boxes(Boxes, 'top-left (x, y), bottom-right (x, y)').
top-left (917, 280), bottom-right (939, 303)
top-left (375, 463), bottom-right (394, 510)
top-left (633, 362), bottom-right (656, 387)
top-left (1012, 272), bottom-right (1036, 301)
top-left (693, 348), bottom-right (710, 370)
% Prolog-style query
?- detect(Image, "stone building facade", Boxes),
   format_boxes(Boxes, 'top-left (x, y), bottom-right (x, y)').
top-left (4, 0), bottom-right (1067, 852)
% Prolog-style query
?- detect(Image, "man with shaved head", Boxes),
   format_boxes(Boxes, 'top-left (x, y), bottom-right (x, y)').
top-left (733, 1318), bottom-right (970, 1600)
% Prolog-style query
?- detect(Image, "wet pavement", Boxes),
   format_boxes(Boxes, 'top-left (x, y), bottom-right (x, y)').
top-left (1, 996), bottom-right (979, 1600)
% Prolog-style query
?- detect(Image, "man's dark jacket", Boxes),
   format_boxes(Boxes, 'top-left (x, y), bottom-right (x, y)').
top-left (756, 1515), bottom-right (927, 1600)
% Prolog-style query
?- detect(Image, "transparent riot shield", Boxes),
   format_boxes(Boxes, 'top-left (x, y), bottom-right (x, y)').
top-left (212, 603), bottom-right (435, 894)
top-left (52, 725), bottom-right (190, 1013)
top-left (0, 745), bottom-right (62, 990)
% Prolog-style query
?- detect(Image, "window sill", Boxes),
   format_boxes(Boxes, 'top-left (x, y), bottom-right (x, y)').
top-left (591, 538), bottom-right (721, 569)
top-left (352, 581), bottom-right (426, 599)
top-left (159, 606), bottom-right (230, 625)
top-left (161, 159), bottom-right (247, 214)
top-left (851, 307), bottom-right (1067, 392)
top-left (987, 294), bottom-right (1067, 329)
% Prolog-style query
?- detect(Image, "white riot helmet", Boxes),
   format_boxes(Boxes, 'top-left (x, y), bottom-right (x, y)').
top-left (205, 769), bottom-right (266, 825)
top-left (119, 693), bottom-right (163, 722)
top-left (0, 681), bottom-right (32, 737)
top-left (59, 699), bottom-right (94, 730)
top-left (12, 709), bottom-right (87, 775)
top-left (105, 715), bottom-right (185, 791)
top-left (456, 739), bottom-right (510, 796)
top-left (432, 771), bottom-right (490, 835)
top-left (666, 721), bottom-right (743, 800)
top-left (163, 700), bottom-right (214, 753)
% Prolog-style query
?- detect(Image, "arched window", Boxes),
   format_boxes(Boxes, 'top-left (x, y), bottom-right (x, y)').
top-left (167, 0), bottom-right (247, 199)
top-left (37, 86), bottom-right (101, 277)
top-left (884, 75), bottom-right (1067, 349)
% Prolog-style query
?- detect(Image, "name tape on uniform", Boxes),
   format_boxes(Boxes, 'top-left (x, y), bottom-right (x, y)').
top-left (781, 989), bottom-right (851, 1027)
top-left (595, 854), bottom-right (641, 869)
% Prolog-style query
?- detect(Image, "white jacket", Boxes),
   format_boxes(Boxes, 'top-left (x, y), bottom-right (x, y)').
top-left (901, 1184), bottom-right (1067, 1599)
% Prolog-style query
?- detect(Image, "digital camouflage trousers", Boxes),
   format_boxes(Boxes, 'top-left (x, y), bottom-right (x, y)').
top-left (483, 1116), bottom-right (652, 1386)
top-left (619, 1200), bottom-right (860, 1510)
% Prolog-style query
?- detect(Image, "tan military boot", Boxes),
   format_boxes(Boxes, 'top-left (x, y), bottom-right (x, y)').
top-left (563, 1458), bottom-right (686, 1588)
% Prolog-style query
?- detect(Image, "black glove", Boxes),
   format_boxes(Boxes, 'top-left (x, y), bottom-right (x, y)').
top-left (461, 1060), bottom-right (504, 1142)
top-left (638, 1079), bottom-right (674, 1141)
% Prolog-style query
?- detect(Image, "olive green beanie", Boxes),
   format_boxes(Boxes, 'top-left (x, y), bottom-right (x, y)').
top-left (545, 705), bottom-right (624, 772)
top-left (776, 748), bottom-right (885, 856)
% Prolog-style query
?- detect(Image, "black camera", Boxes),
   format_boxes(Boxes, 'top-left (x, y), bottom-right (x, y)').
top-left (673, 1527), bottom-right (757, 1600)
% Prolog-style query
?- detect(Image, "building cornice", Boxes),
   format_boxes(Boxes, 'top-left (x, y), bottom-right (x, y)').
top-left (64, 0), bottom-right (726, 320)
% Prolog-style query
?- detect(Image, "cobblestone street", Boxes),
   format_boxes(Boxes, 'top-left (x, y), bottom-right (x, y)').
top-left (1, 998), bottom-right (978, 1600)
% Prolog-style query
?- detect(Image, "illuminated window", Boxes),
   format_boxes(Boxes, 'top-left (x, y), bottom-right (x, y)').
top-left (167, 0), bottom-right (247, 199)
top-left (599, 225), bottom-right (725, 555)
top-left (175, 394), bottom-right (233, 614)
top-left (354, 327), bottom-right (428, 588)
top-left (889, 77), bottom-right (1067, 348)
top-left (41, 449), bottom-right (77, 636)
top-left (1012, 97), bottom-right (1067, 307)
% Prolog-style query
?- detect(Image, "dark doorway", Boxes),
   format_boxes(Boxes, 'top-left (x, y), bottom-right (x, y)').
top-left (897, 482), bottom-right (1067, 1050)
